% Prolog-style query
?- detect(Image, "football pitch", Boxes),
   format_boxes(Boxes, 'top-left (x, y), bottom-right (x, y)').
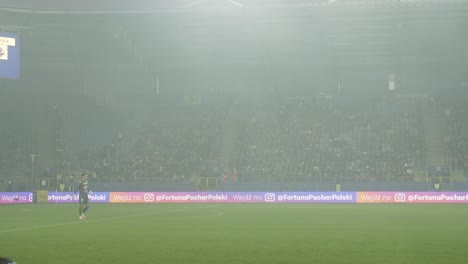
top-left (1, 204), bottom-right (468, 264)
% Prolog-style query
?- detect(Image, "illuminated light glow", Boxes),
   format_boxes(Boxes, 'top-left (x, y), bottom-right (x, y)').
top-left (181, 0), bottom-right (206, 8)
top-left (227, 0), bottom-right (244, 8)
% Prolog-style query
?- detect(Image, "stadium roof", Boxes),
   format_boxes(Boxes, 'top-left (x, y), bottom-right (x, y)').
top-left (1, 0), bottom-right (468, 13)
top-left (0, 0), bottom-right (467, 94)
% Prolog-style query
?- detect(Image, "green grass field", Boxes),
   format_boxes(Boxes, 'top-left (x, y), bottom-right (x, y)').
top-left (1, 204), bottom-right (468, 264)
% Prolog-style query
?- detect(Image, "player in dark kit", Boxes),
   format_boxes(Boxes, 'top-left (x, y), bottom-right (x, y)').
top-left (75, 173), bottom-right (92, 220)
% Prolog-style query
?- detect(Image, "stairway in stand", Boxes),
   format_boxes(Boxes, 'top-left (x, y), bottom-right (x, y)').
top-left (218, 101), bottom-right (243, 173)
top-left (422, 99), bottom-right (447, 177)
top-left (34, 105), bottom-right (58, 173)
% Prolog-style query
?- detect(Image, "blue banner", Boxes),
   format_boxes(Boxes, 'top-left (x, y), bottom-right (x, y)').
top-left (0, 32), bottom-right (20, 79)
top-left (3, 191), bottom-right (468, 204)
top-left (109, 192), bottom-right (357, 203)
top-left (48, 192), bottom-right (110, 203)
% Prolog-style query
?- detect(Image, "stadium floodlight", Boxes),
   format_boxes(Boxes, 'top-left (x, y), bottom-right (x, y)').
top-left (182, 0), bottom-right (243, 9)
top-left (227, 0), bottom-right (244, 8)
top-left (182, 0), bottom-right (206, 8)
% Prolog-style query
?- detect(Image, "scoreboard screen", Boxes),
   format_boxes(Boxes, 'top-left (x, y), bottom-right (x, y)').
top-left (0, 32), bottom-right (20, 79)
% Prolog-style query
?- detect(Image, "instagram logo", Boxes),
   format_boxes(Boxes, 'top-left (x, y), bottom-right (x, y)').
top-left (394, 193), bottom-right (406, 202)
top-left (144, 193), bottom-right (155, 202)
top-left (264, 193), bottom-right (276, 202)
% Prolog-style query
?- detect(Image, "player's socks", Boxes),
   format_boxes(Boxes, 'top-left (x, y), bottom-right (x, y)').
top-left (83, 207), bottom-right (89, 213)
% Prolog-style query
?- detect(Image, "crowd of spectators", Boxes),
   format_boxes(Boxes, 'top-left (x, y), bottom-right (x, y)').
top-left (59, 104), bottom-right (226, 183)
top-left (112, 105), bottom-right (225, 182)
top-left (234, 94), bottom-right (424, 182)
top-left (6, 91), bottom-right (468, 188)
top-left (440, 95), bottom-right (468, 175)
top-left (0, 110), bottom-right (29, 191)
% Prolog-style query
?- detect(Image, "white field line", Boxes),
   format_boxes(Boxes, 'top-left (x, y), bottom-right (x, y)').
top-left (0, 205), bottom-right (224, 234)
top-left (108, 211), bottom-right (224, 224)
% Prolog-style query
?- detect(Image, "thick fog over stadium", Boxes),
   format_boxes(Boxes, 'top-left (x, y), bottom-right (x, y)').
top-left (1, 0), bottom-right (467, 188)
top-left (1, 1), bottom-right (468, 263)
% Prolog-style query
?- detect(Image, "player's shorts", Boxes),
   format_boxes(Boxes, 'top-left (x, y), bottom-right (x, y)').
top-left (79, 193), bottom-right (89, 205)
